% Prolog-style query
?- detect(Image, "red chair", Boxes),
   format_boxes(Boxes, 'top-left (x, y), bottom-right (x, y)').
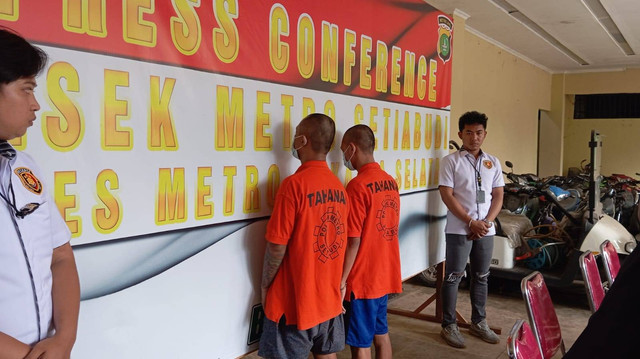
top-left (507, 319), bottom-right (543, 359)
top-left (600, 240), bottom-right (620, 286)
top-left (579, 251), bottom-right (606, 313)
top-left (521, 271), bottom-right (565, 359)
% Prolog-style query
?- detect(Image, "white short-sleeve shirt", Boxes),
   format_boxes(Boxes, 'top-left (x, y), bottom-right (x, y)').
top-left (439, 149), bottom-right (505, 235)
top-left (0, 151), bottom-right (70, 345)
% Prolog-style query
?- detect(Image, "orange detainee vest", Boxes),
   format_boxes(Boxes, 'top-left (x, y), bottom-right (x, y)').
top-left (345, 162), bottom-right (402, 300)
top-left (264, 161), bottom-right (349, 330)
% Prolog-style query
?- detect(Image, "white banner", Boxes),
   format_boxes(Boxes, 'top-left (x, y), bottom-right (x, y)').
top-left (26, 46), bottom-right (450, 245)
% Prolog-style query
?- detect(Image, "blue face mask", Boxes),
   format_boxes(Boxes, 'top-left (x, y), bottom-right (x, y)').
top-left (291, 135), bottom-right (306, 160)
top-left (343, 145), bottom-right (355, 171)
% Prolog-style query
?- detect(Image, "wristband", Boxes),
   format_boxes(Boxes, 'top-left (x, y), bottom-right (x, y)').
top-left (468, 218), bottom-right (473, 227)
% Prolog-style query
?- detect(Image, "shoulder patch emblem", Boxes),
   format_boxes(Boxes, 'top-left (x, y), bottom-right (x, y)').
top-left (483, 160), bottom-right (493, 169)
top-left (14, 167), bottom-right (43, 195)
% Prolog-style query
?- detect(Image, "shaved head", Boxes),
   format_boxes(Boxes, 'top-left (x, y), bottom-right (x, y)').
top-left (298, 113), bottom-right (335, 154)
top-left (343, 124), bottom-right (375, 154)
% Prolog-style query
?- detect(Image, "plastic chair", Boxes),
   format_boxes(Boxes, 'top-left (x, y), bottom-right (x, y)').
top-left (579, 251), bottom-right (606, 313)
top-left (506, 319), bottom-right (543, 359)
top-left (521, 271), bottom-right (565, 359)
top-left (600, 240), bottom-right (620, 286)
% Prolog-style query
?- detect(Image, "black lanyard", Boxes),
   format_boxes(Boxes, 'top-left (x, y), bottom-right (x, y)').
top-left (1, 159), bottom-right (42, 340)
top-left (0, 172), bottom-right (40, 218)
top-left (0, 165), bottom-right (18, 212)
top-left (0, 160), bottom-right (42, 218)
top-left (464, 153), bottom-right (482, 188)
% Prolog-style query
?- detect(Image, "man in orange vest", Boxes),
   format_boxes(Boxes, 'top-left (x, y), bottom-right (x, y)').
top-left (340, 124), bottom-right (402, 359)
top-left (259, 113), bottom-right (349, 359)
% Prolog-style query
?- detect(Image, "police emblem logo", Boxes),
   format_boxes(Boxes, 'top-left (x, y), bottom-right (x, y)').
top-left (483, 160), bottom-right (493, 169)
top-left (313, 207), bottom-right (345, 263)
top-left (13, 167), bottom-right (43, 194)
top-left (437, 15), bottom-right (453, 63)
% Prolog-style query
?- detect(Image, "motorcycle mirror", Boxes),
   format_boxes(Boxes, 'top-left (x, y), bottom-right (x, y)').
top-left (505, 161), bottom-right (514, 173)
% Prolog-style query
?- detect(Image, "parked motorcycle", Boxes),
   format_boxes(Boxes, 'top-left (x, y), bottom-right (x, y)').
top-left (602, 173), bottom-right (639, 228)
top-left (490, 131), bottom-right (636, 288)
top-left (496, 162), bottom-right (584, 273)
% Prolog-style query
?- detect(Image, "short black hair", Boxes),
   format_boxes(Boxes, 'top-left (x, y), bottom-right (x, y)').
top-left (299, 113), bottom-right (335, 154)
top-left (458, 111), bottom-right (488, 132)
top-left (0, 27), bottom-right (48, 84)
top-left (343, 124), bottom-right (375, 154)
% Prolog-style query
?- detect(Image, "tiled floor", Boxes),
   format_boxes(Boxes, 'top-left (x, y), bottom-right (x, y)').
top-left (243, 277), bottom-right (591, 358)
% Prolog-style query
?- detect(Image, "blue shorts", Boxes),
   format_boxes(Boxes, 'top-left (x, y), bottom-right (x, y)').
top-left (344, 294), bottom-right (389, 348)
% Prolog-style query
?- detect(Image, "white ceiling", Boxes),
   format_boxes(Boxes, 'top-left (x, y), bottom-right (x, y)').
top-left (425, 0), bottom-right (640, 73)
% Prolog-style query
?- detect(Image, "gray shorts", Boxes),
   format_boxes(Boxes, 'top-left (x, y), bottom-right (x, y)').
top-left (258, 314), bottom-right (345, 359)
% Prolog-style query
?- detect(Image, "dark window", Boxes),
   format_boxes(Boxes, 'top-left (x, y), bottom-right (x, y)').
top-left (574, 93), bottom-right (640, 119)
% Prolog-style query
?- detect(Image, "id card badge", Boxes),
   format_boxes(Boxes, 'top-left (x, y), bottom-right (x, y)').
top-left (476, 190), bottom-right (486, 204)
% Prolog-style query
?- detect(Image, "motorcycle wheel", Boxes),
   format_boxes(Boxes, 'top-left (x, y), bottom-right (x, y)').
top-left (418, 265), bottom-right (438, 287)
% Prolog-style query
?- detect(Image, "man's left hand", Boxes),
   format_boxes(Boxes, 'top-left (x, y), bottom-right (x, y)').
top-left (24, 334), bottom-right (74, 359)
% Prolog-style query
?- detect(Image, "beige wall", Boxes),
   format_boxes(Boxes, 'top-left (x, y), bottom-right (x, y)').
top-left (561, 68), bottom-right (640, 175)
top-left (451, 14), bottom-right (552, 174)
top-left (540, 75), bottom-right (568, 177)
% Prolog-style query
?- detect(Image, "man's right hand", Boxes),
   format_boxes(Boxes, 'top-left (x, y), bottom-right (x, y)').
top-left (24, 334), bottom-right (74, 359)
top-left (468, 220), bottom-right (490, 239)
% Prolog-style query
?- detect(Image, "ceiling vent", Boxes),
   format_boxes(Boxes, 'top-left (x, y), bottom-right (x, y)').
top-left (489, 0), bottom-right (589, 66)
top-left (581, 0), bottom-right (635, 55)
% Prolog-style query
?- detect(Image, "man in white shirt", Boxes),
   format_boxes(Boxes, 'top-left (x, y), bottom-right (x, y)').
top-left (438, 111), bottom-right (504, 348)
top-left (0, 27), bottom-right (80, 359)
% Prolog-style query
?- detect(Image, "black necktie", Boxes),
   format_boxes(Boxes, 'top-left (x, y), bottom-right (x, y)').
top-left (0, 141), bottom-right (16, 160)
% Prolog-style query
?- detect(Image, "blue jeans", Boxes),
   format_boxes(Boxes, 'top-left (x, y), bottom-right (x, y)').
top-left (441, 234), bottom-right (494, 327)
